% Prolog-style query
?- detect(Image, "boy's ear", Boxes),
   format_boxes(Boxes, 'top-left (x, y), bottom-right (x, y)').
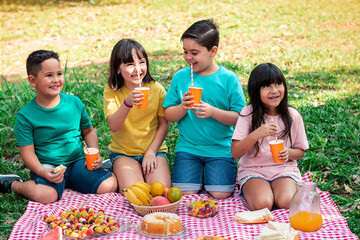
top-left (210, 46), bottom-right (218, 57)
top-left (28, 75), bottom-right (36, 88)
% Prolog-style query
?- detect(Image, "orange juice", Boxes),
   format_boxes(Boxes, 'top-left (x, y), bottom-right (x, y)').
top-left (188, 87), bottom-right (203, 108)
top-left (269, 140), bottom-right (284, 163)
top-left (289, 211), bottom-right (323, 232)
top-left (84, 147), bottom-right (99, 170)
top-left (135, 87), bottom-right (149, 109)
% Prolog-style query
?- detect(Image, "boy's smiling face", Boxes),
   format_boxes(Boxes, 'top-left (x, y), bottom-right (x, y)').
top-left (29, 58), bottom-right (64, 100)
top-left (182, 38), bottom-right (218, 76)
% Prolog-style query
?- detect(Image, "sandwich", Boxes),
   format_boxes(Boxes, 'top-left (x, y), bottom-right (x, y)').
top-left (53, 164), bottom-right (67, 173)
top-left (255, 221), bottom-right (299, 240)
top-left (234, 208), bottom-right (275, 224)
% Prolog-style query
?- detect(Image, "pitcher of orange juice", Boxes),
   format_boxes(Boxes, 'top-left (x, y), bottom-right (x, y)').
top-left (289, 182), bottom-right (323, 232)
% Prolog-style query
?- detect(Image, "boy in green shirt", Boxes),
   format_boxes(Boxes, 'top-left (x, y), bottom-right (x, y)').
top-left (0, 50), bottom-right (117, 203)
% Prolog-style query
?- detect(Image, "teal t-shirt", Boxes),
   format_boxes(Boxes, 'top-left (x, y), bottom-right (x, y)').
top-left (163, 66), bottom-right (246, 157)
top-left (14, 93), bottom-right (92, 165)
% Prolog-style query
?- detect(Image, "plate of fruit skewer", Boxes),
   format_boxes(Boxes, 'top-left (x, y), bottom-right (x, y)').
top-left (43, 206), bottom-right (132, 239)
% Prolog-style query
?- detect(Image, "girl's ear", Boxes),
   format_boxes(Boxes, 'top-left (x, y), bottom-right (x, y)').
top-left (210, 46), bottom-right (218, 57)
top-left (28, 75), bottom-right (36, 88)
top-left (117, 66), bottom-right (121, 75)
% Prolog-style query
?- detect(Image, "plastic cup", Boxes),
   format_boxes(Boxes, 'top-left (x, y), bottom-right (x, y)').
top-left (269, 140), bottom-right (284, 163)
top-left (188, 87), bottom-right (203, 108)
top-left (84, 147), bottom-right (99, 170)
top-left (135, 87), bottom-right (149, 109)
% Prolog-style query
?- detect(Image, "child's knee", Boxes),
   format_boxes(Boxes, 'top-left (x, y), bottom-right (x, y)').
top-left (33, 188), bottom-right (58, 204)
top-left (97, 175), bottom-right (118, 194)
top-left (275, 195), bottom-right (292, 209)
top-left (209, 191), bottom-right (232, 199)
top-left (246, 196), bottom-right (273, 211)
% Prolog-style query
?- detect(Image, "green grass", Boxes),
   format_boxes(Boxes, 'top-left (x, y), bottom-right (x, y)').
top-left (1, 0), bottom-right (360, 239)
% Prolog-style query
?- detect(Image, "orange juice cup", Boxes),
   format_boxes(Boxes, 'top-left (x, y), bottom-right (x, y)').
top-left (84, 147), bottom-right (99, 170)
top-left (188, 87), bottom-right (203, 108)
top-left (135, 87), bottom-right (149, 109)
top-left (269, 140), bottom-right (284, 163)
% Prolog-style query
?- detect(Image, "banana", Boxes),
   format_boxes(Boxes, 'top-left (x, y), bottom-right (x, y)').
top-left (129, 185), bottom-right (151, 206)
top-left (132, 182), bottom-right (153, 200)
top-left (133, 181), bottom-right (151, 192)
top-left (123, 187), bottom-right (143, 206)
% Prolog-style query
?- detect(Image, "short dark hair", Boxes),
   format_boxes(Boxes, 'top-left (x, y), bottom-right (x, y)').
top-left (108, 39), bottom-right (154, 90)
top-left (26, 50), bottom-right (60, 77)
top-left (181, 19), bottom-right (219, 50)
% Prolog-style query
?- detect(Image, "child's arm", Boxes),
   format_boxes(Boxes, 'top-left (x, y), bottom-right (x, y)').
top-left (164, 91), bottom-right (194, 122)
top-left (106, 90), bottom-right (142, 132)
top-left (82, 126), bottom-right (102, 168)
top-left (19, 145), bottom-right (64, 183)
top-left (192, 101), bottom-right (239, 125)
top-left (231, 123), bottom-right (277, 159)
top-left (142, 116), bottom-right (169, 175)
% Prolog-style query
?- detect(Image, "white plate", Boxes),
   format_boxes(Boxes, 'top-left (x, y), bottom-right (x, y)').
top-left (134, 223), bottom-right (189, 239)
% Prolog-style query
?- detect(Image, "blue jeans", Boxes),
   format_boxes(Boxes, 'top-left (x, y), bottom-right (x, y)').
top-left (109, 152), bottom-right (168, 164)
top-left (30, 159), bottom-right (113, 200)
top-left (171, 151), bottom-right (237, 192)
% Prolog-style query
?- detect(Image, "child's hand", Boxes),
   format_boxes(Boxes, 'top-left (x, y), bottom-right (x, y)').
top-left (92, 154), bottom-right (103, 170)
top-left (181, 91), bottom-right (194, 111)
top-left (278, 148), bottom-right (289, 162)
top-left (192, 101), bottom-right (214, 118)
top-left (255, 123), bottom-right (277, 139)
top-left (83, 154), bottom-right (102, 170)
top-left (142, 154), bottom-right (158, 175)
top-left (125, 90), bottom-right (143, 107)
top-left (45, 168), bottom-right (64, 184)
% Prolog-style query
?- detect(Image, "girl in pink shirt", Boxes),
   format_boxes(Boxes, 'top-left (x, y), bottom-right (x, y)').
top-left (231, 63), bottom-right (309, 211)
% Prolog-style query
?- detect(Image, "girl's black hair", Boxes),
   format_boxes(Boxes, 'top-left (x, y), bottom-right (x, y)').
top-left (181, 19), bottom-right (219, 50)
top-left (246, 63), bottom-right (292, 156)
top-left (108, 39), bottom-right (154, 90)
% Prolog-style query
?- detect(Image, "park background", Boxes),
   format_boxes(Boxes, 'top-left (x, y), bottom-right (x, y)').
top-left (0, 0), bottom-right (359, 239)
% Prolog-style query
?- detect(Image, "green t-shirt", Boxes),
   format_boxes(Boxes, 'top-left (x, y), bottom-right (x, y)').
top-left (14, 93), bottom-right (92, 165)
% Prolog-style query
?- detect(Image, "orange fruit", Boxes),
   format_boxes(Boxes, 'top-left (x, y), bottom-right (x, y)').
top-left (150, 181), bottom-right (165, 197)
top-left (167, 187), bottom-right (182, 203)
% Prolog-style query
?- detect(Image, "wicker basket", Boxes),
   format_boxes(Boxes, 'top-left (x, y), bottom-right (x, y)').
top-left (131, 198), bottom-right (182, 216)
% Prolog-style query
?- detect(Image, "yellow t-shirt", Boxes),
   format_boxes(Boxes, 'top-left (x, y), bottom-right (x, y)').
top-left (104, 81), bottom-right (168, 155)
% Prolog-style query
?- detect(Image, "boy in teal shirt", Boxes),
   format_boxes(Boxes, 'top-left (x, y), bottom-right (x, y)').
top-left (0, 50), bottom-right (117, 203)
top-left (163, 19), bottom-right (246, 199)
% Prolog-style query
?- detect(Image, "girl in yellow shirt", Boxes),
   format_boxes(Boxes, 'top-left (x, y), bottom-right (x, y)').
top-left (104, 39), bottom-right (171, 193)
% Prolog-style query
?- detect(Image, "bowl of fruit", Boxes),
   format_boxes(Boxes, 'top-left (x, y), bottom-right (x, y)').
top-left (123, 181), bottom-right (183, 216)
top-left (187, 199), bottom-right (219, 218)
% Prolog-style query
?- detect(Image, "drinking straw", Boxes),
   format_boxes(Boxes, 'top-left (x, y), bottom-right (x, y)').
top-left (270, 116), bottom-right (278, 142)
top-left (136, 66), bottom-right (141, 88)
top-left (83, 141), bottom-right (89, 153)
top-left (190, 64), bottom-right (193, 87)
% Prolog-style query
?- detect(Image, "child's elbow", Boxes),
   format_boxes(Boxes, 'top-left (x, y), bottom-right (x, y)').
top-left (164, 110), bottom-right (175, 122)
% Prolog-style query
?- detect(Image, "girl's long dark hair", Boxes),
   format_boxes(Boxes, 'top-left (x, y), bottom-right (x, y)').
top-left (108, 39), bottom-right (154, 90)
top-left (246, 63), bottom-right (292, 156)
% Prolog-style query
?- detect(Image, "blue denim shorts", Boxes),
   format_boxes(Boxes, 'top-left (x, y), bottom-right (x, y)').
top-left (171, 151), bottom-right (237, 192)
top-left (238, 174), bottom-right (300, 195)
top-left (109, 152), bottom-right (168, 164)
top-left (30, 159), bottom-right (113, 200)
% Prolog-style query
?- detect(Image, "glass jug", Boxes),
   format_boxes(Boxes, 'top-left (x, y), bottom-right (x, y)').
top-left (289, 182), bottom-right (323, 232)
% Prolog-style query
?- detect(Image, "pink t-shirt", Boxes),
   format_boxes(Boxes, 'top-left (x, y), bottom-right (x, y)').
top-left (232, 105), bottom-right (309, 181)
